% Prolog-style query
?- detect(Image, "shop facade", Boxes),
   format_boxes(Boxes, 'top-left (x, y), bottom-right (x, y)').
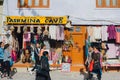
top-left (2, 0), bottom-right (120, 72)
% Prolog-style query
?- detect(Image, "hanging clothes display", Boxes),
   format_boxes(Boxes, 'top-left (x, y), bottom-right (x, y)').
top-left (106, 43), bottom-right (116, 58)
top-left (107, 25), bottom-right (116, 40)
top-left (87, 26), bottom-right (95, 42)
top-left (115, 26), bottom-right (120, 43)
top-left (23, 32), bottom-right (31, 42)
top-left (44, 41), bottom-right (50, 50)
top-left (23, 32), bottom-right (31, 48)
top-left (49, 25), bottom-right (57, 40)
top-left (56, 25), bottom-right (64, 41)
top-left (93, 26), bottom-right (102, 40)
top-left (101, 26), bottom-right (108, 41)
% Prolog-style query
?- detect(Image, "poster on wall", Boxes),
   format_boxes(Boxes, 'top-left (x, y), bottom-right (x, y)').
top-left (61, 63), bottom-right (71, 72)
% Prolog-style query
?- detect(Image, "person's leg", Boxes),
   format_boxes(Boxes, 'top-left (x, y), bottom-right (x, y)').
top-left (0, 59), bottom-right (4, 73)
top-left (6, 61), bottom-right (12, 78)
top-left (97, 69), bottom-right (101, 80)
top-left (47, 72), bottom-right (51, 80)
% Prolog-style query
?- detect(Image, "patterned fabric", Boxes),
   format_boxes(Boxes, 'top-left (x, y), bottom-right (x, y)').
top-left (107, 25), bottom-right (116, 39)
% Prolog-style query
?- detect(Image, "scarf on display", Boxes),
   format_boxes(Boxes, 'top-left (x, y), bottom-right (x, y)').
top-left (30, 25), bottom-right (34, 33)
top-left (37, 26), bottom-right (42, 35)
top-left (43, 25), bottom-right (49, 35)
top-left (23, 26), bottom-right (27, 33)
top-left (17, 26), bottom-right (21, 33)
top-left (10, 26), bottom-right (15, 32)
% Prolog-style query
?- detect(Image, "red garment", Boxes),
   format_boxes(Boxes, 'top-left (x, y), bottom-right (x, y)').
top-left (11, 50), bottom-right (17, 62)
top-left (89, 60), bottom-right (94, 71)
top-left (116, 27), bottom-right (120, 43)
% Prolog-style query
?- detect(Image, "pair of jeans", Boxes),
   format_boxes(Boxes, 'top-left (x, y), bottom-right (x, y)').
top-left (4, 61), bottom-right (11, 77)
top-left (0, 59), bottom-right (4, 73)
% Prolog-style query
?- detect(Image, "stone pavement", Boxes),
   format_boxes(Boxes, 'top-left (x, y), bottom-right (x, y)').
top-left (0, 68), bottom-right (120, 80)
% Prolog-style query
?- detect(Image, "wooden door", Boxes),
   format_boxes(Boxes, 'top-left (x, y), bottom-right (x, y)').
top-left (71, 26), bottom-right (86, 64)
top-left (70, 26), bottom-right (86, 71)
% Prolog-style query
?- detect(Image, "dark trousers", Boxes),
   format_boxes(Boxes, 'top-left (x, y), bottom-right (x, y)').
top-left (92, 69), bottom-right (102, 80)
top-left (0, 59), bottom-right (4, 73)
top-left (4, 61), bottom-right (11, 77)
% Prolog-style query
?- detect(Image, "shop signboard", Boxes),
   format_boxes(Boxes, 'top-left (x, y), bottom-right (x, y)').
top-left (6, 16), bottom-right (67, 25)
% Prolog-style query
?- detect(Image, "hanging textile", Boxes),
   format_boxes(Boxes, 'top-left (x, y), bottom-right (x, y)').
top-left (106, 43), bottom-right (116, 58)
top-left (93, 26), bottom-right (102, 40)
top-left (23, 32), bottom-right (31, 42)
top-left (43, 25), bottom-right (49, 36)
top-left (30, 25), bottom-right (34, 33)
top-left (37, 26), bottom-right (42, 35)
top-left (23, 26), bottom-right (28, 33)
top-left (56, 25), bottom-right (64, 40)
top-left (107, 25), bottom-right (116, 40)
top-left (17, 26), bottom-right (21, 33)
top-left (49, 25), bottom-right (57, 40)
top-left (101, 26), bottom-right (108, 41)
top-left (10, 26), bottom-right (15, 32)
top-left (115, 26), bottom-right (120, 43)
top-left (87, 26), bottom-right (95, 42)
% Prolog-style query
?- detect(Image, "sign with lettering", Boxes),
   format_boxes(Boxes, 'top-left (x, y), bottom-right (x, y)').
top-left (6, 16), bottom-right (67, 25)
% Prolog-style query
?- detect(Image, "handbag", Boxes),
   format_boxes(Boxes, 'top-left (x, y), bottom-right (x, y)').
top-left (89, 60), bottom-right (94, 71)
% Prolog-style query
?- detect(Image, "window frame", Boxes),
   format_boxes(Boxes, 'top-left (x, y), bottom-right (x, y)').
top-left (96, 0), bottom-right (119, 8)
top-left (18, 0), bottom-right (50, 8)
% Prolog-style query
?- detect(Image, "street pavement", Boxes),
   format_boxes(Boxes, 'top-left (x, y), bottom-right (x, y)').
top-left (0, 68), bottom-right (120, 80)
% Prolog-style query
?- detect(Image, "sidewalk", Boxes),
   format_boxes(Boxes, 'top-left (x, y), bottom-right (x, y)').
top-left (1, 68), bottom-right (120, 80)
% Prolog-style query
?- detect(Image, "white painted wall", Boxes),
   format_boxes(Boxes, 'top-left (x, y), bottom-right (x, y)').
top-left (0, 5), bottom-right (3, 34)
top-left (2, 0), bottom-right (120, 25)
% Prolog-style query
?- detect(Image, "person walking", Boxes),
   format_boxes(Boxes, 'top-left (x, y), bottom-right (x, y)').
top-left (91, 45), bottom-right (102, 80)
top-left (36, 51), bottom-right (51, 80)
top-left (31, 43), bottom-right (41, 71)
top-left (39, 44), bottom-right (46, 57)
top-left (0, 42), bottom-right (4, 74)
top-left (3, 44), bottom-right (12, 79)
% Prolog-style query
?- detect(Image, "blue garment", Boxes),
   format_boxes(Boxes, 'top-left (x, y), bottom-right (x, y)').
top-left (85, 40), bottom-right (89, 57)
top-left (0, 48), bottom-right (4, 59)
top-left (4, 49), bottom-right (11, 61)
top-left (85, 36), bottom-right (91, 58)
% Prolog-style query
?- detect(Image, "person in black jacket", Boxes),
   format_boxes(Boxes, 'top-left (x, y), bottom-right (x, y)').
top-left (36, 51), bottom-right (51, 80)
top-left (91, 45), bottom-right (102, 80)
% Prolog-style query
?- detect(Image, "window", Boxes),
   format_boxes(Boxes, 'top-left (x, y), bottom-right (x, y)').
top-left (20, 0), bottom-right (24, 6)
top-left (112, 0), bottom-right (117, 6)
top-left (18, 0), bottom-right (50, 8)
top-left (43, 0), bottom-right (48, 6)
top-left (35, 0), bottom-right (39, 6)
top-left (98, 0), bottom-right (102, 6)
top-left (75, 26), bottom-right (81, 32)
top-left (106, 0), bottom-right (110, 6)
top-left (96, 0), bottom-right (120, 8)
top-left (28, 0), bottom-right (32, 6)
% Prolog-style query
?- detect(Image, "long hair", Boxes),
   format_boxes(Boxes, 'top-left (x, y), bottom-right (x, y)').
top-left (4, 44), bottom-right (10, 50)
top-left (0, 42), bottom-right (3, 47)
top-left (43, 51), bottom-right (48, 56)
